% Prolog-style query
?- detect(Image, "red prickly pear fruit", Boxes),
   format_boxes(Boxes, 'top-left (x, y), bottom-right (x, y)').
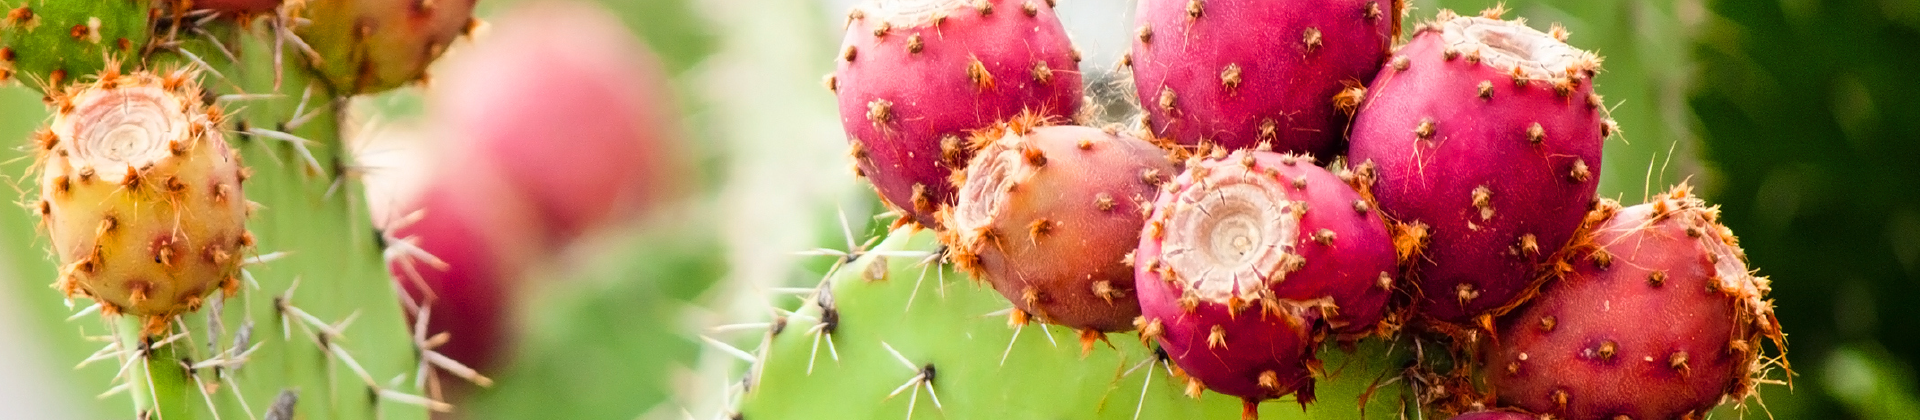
top-left (1489, 186), bottom-right (1787, 420)
top-left (186, 0), bottom-right (282, 15)
top-left (941, 120), bottom-right (1173, 335)
top-left (296, 0), bottom-right (477, 94)
top-left (833, 0), bottom-right (1084, 229)
top-left (1133, 150), bottom-right (1400, 415)
top-left (1346, 13), bottom-right (1607, 325)
top-left (1447, 411), bottom-right (1547, 420)
top-left (1129, 0), bottom-right (1397, 155)
top-left (35, 70), bottom-right (252, 333)
top-left (1141, 150), bottom-right (1398, 337)
top-left (429, 0), bottom-right (688, 244)
top-left (386, 176), bottom-right (544, 372)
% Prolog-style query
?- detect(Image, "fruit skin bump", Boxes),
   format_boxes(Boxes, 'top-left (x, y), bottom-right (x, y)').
top-left (833, 0), bottom-right (1084, 229)
top-left (942, 121), bottom-right (1173, 335)
top-left (1347, 13), bottom-right (1607, 326)
top-left (295, 0), bottom-right (479, 94)
top-left (1488, 186), bottom-right (1787, 420)
top-left (36, 70), bottom-right (252, 333)
top-left (1131, 149), bottom-right (1399, 418)
top-left (1129, 0), bottom-right (1396, 155)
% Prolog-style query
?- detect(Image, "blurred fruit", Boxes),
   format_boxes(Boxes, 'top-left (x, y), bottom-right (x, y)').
top-left (296, 0), bottom-right (477, 94)
top-left (379, 0), bottom-right (690, 372)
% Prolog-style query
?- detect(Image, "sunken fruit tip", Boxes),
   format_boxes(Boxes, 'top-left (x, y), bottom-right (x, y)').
top-left (1346, 11), bottom-right (1608, 327)
top-left (1487, 185), bottom-right (1787, 420)
top-left (1132, 149), bottom-right (1399, 419)
top-left (35, 69), bottom-right (254, 335)
top-left (834, 0), bottom-right (1084, 229)
top-left (939, 117), bottom-right (1173, 352)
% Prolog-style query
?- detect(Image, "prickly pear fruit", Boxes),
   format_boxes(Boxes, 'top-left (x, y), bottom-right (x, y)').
top-left (942, 121), bottom-right (1173, 336)
top-left (1448, 411), bottom-right (1544, 420)
top-left (1129, 0), bottom-right (1395, 155)
top-left (295, 0), bottom-right (476, 94)
top-left (430, 0), bottom-right (687, 244)
top-left (1346, 13), bottom-right (1607, 325)
top-left (387, 181), bottom-right (542, 372)
top-left (35, 70), bottom-right (252, 332)
top-left (1140, 150), bottom-right (1397, 336)
top-left (833, 0), bottom-right (1084, 228)
top-left (0, 0), bottom-right (151, 91)
top-left (1489, 186), bottom-right (1786, 420)
top-left (1132, 149), bottom-right (1401, 417)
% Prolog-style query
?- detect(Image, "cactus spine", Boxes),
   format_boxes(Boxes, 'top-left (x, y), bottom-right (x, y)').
top-left (3, 2), bottom-right (477, 418)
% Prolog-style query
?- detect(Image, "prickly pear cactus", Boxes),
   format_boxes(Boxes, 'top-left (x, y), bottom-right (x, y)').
top-left (2, 2), bottom-right (476, 419)
top-left (731, 227), bottom-right (1415, 420)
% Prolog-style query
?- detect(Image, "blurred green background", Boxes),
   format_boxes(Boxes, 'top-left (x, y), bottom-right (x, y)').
top-left (0, 0), bottom-right (1912, 418)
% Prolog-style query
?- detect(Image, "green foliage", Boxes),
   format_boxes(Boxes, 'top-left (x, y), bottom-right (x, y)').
top-left (738, 228), bottom-right (1415, 420)
top-left (0, 0), bottom-right (151, 92)
top-left (1689, 0), bottom-right (1920, 416)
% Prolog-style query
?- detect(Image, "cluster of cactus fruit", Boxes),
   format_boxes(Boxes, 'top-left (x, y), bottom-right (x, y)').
top-left (4, 0), bottom-right (487, 419)
top-left (734, 1), bottom-right (1790, 419)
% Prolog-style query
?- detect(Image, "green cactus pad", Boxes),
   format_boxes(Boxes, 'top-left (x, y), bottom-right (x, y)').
top-left (0, 0), bottom-right (150, 91)
top-left (738, 227), bottom-right (1415, 420)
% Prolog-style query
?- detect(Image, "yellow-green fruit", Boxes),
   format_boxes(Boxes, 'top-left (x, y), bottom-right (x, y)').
top-left (294, 0), bottom-right (478, 94)
top-left (37, 71), bottom-right (252, 325)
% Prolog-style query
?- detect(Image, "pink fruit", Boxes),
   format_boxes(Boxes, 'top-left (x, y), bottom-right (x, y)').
top-left (389, 185), bottom-right (539, 371)
top-left (1133, 149), bottom-right (1400, 417)
top-left (942, 121), bottom-right (1173, 338)
top-left (430, 0), bottom-right (687, 244)
top-left (833, 0), bottom-right (1084, 228)
top-left (1488, 187), bottom-right (1786, 420)
top-left (1129, 0), bottom-right (1396, 155)
top-left (1346, 12), bottom-right (1609, 325)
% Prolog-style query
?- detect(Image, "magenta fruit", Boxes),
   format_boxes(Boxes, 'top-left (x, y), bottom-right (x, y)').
top-left (1489, 186), bottom-right (1786, 420)
top-left (942, 121), bottom-right (1173, 340)
top-left (388, 182), bottom-right (542, 372)
top-left (1133, 149), bottom-right (1400, 418)
top-left (1346, 12), bottom-right (1608, 326)
top-left (429, 1), bottom-right (687, 244)
top-left (396, 0), bottom-right (687, 369)
top-left (833, 0), bottom-right (1084, 228)
top-left (1129, 0), bottom-right (1396, 155)
top-left (36, 70), bottom-right (252, 333)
